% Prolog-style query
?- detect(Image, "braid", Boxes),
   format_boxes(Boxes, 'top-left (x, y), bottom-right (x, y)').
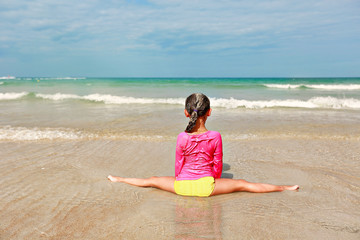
top-left (185, 111), bottom-right (198, 132)
top-left (184, 93), bottom-right (210, 133)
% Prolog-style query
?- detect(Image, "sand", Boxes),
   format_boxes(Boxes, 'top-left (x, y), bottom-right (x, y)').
top-left (1, 108), bottom-right (360, 239)
top-left (1, 138), bottom-right (359, 239)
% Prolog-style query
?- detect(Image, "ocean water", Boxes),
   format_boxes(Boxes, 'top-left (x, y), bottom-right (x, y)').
top-left (1, 77), bottom-right (360, 100)
top-left (1, 77), bottom-right (360, 141)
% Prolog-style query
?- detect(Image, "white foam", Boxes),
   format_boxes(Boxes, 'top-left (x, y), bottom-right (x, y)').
top-left (57, 77), bottom-right (86, 80)
top-left (35, 92), bottom-right (184, 105)
top-left (83, 94), bottom-right (184, 105)
top-left (35, 77), bottom-right (86, 80)
top-left (210, 97), bottom-right (360, 109)
top-left (36, 93), bottom-right (82, 101)
top-left (264, 84), bottom-right (302, 89)
top-left (0, 82), bottom-right (4, 85)
top-left (307, 84), bottom-right (360, 90)
top-left (0, 126), bottom-right (169, 142)
top-left (265, 84), bottom-right (360, 90)
top-left (0, 76), bottom-right (15, 79)
top-left (27, 92), bottom-right (360, 110)
top-left (0, 92), bottom-right (28, 100)
top-left (0, 126), bottom-right (95, 141)
top-left (309, 96), bottom-right (360, 109)
top-left (210, 97), bottom-right (316, 109)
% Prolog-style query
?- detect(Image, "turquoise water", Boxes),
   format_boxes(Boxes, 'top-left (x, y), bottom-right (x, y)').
top-left (1, 77), bottom-right (360, 141)
top-left (1, 77), bottom-right (360, 106)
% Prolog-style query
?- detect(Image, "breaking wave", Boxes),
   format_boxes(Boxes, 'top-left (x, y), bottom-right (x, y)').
top-left (1, 92), bottom-right (360, 110)
top-left (0, 92), bottom-right (28, 100)
top-left (264, 84), bottom-right (360, 90)
top-left (0, 126), bottom-right (95, 141)
top-left (35, 93), bottom-right (184, 105)
top-left (34, 93), bottom-right (360, 109)
top-left (211, 96), bottom-right (360, 109)
top-left (0, 126), bottom-right (168, 142)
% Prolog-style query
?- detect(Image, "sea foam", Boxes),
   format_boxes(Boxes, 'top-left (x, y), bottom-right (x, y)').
top-left (2, 92), bottom-right (360, 110)
top-left (0, 126), bottom-right (95, 141)
top-left (264, 84), bottom-right (302, 89)
top-left (210, 97), bottom-right (360, 109)
top-left (31, 77), bottom-right (86, 80)
top-left (0, 76), bottom-right (16, 80)
top-left (83, 94), bottom-right (184, 105)
top-left (0, 92), bottom-right (28, 100)
top-left (36, 93), bottom-right (82, 101)
top-left (307, 84), bottom-right (360, 90)
top-left (0, 126), bottom-right (168, 141)
top-left (35, 93), bottom-right (184, 105)
top-left (265, 84), bottom-right (360, 90)
top-left (309, 96), bottom-right (360, 109)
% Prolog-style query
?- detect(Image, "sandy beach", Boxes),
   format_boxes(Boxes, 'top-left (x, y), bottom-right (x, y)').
top-left (1, 107), bottom-right (359, 239)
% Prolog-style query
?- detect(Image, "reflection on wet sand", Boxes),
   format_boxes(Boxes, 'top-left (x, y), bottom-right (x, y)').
top-left (175, 197), bottom-right (222, 240)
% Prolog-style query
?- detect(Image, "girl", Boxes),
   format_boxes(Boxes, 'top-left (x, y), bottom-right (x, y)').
top-left (108, 93), bottom-right (299, 197)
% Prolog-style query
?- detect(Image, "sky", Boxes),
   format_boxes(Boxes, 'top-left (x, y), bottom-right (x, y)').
top-left (1, 0), bottom-right (360, 77)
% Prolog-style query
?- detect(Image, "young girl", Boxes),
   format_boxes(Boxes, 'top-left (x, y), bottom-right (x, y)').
top-left (108, 93), bottom-right (299, 197)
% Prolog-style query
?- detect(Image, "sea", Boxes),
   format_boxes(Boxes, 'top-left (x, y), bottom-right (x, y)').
top-left (1, 77), bottom-right (360, 239)
top-left (1, 77), bottom-right (360, 141)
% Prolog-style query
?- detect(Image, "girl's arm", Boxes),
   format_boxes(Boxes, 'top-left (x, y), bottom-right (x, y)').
top-left (213, 133), bottom-right (223, 179)
top-left (175, 133), bottom-right (186, 177)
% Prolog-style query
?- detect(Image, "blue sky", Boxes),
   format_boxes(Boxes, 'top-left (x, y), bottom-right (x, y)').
top-left (1, 0), bottom-right (359, 77)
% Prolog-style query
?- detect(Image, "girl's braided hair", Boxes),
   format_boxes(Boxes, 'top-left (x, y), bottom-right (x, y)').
top-left (185, 93), bottom-right (210, 133)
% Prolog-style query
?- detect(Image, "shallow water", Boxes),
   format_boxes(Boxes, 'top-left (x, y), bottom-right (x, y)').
top-left (1, 117), bottom-right (359, 239)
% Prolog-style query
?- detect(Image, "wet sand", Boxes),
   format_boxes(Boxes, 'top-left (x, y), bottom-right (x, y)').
top-left (1, 133), bottom-right (359, 239)
top-left (1, 106), bottom-right (360, 239)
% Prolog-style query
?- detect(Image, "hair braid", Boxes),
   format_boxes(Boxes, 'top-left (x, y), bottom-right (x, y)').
top-left (185, 110), bottom-right (198, 132)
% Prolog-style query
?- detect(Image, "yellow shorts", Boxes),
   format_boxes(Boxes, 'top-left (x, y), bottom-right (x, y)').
top-left (174, 177), bottom-right (215, 197)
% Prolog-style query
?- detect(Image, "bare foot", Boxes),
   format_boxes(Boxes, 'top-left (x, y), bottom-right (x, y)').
top-left (107, 175), bottom-right (123, 182)
top-left (283, 185), bottom-right (299, 191)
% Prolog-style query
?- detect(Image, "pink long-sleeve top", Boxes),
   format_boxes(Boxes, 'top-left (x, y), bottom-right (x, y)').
top-left (175, 131), bottom-right (223, 180)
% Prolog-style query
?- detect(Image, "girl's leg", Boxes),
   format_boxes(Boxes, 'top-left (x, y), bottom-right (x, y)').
top-left (108, 175), bottom-right (176, 194)
top-left (211, 178), bottom-right (299, 196)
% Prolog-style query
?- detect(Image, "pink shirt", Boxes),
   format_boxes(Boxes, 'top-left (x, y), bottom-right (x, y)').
top-left (175, 131), bottom-right (223, 180)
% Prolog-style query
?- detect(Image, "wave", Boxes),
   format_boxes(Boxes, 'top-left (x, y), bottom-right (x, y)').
top-left (211, 97), bottom-right (360, 109)
top-left (264, 84), bottom-right (360, 90)
top-left (1, 92), bottom-right (360, 110)
top-left (0, 76), bottom-right (16, 80)
top-left (36, 93), bottom-right (82, 101)
top-left (0, 92), bottom-right (28, 100)
top-left (20, 77), bottom-right (86, 80)
top-left (36, 93), bottom-right (360, 109)
top-left (35, 93), bottom-right (185, 105)
top-left (0, 126), bottom-right (168, 141)
top-left (2, 125), bottom-right (358, 142)
top-left (264, 84), bottom-right (303, 89)
top-left (0, 126), bottom-right (95, 141)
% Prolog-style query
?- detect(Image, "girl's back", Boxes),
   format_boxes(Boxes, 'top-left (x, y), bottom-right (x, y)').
top-left (175, 131), bottom-right (223, 181)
